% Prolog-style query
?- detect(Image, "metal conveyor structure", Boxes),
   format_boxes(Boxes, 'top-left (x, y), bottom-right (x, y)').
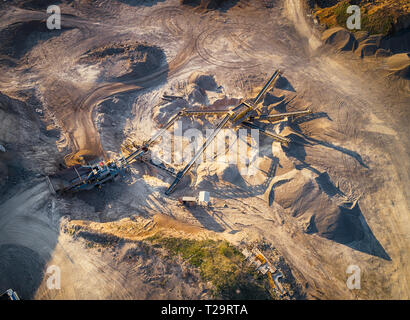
top-left (48, 69), bottom-right (314, 196)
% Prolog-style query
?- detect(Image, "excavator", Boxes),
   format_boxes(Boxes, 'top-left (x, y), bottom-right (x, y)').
top-left (47, 70), bottom-right (311, 195)
top-left (254, 252), bottom-right (284, 297)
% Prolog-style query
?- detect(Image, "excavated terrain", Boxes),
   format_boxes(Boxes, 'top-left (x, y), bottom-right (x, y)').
top-left (0, 0), bottom-right (409, 299)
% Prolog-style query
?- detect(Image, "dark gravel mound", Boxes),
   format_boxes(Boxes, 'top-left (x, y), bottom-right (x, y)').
top-left (0, 20), bottom-right (68, 59)
top-left (79, 42), bottom-right (167, 82)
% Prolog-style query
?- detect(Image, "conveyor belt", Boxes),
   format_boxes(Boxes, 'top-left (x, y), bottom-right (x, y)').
top-left (146, 108), bottom-right (185, 146)
top-left (142, 158), bottom-right (177, 177)
top-left (162, 95), bottom-right (184, 100)
top-left (165, 111), bottom-right (233, 195)
top-left (251, 110), bottom-right (311, 121)
top-left (253, 69), bottom-right (281, 105)
top-left (124, 109), bottom-right (185, 164)
top-left (125, 148), bottom-right (146, 164)
top-left (241, 121), bottom-right (290, 146)
top-left (184, 109), bottom-right (230, 116)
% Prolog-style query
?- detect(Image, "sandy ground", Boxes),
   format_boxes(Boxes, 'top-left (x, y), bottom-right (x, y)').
top-left (0, 0), bottom-right (409, 299)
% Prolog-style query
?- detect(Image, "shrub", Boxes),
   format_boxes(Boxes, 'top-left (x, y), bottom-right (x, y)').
top-left (146, 236), bottom-right (271, 299)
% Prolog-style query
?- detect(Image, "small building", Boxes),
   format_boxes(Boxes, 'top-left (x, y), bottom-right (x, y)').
top-left (198, 191), bottom-right (210, 205)
top-left (180, 196), bottom-right (197, 206)
top-left (179, 191), bottom-right (211, 207)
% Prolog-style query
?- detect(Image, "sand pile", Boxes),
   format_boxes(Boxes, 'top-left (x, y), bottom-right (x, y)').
top-left (321, 26), bottom-right (410, 80)
top-left (0, 92), bottom-right (61, 190)
top-left (266, 167), bottom-right (365, 244)
top-left (189, 72), bottom-right (220, 92)
top-left (385, 53), bottom-right (410, 79)
top-left (321, 27), bottom-right (356, 52)
top-left (79, 42), bottom-right (166, 82)
top-left (0, 19), bottom-right (69, 62)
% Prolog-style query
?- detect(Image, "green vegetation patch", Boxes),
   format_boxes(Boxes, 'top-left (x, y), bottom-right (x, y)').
top-left (147, 235), bottom-right (272, 299)
top-left (334, 1), bottom-right (351, 27)
top-left (361, 9), bottom-right (395, 35)
top-left (316, 0), bottom-right (397, 35)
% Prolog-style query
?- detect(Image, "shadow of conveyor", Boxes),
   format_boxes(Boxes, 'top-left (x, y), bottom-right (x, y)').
top-left (287, 112), bottom-right (368, 168)
top-left (243, 76), bottom-right (389, 260)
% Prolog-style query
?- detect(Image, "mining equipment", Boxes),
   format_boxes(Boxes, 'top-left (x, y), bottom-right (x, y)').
top-left (48, 70), bottom-right (311, 195)
top-left (47, 157), bottom-right (129, 194)
top-left (242, 247), bottom-right (285, 297)
top-left (0, 289), bottom-right (20, 300)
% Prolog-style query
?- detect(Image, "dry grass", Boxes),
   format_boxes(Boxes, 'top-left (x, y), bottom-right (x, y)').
top-left (65, 213), bottom-right (220, 242)
top-left (314, 0), bottom-right (410, 35)
top-left (147, 235), bottom-right (272, 299)
top-left (64, 216), bottom-right (272, 299)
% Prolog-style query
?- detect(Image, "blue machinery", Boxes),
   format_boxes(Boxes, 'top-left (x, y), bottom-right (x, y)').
top-left (48, 70), bottom-right (311, 195)
top-left (0, 289), bottom-right (20, 300)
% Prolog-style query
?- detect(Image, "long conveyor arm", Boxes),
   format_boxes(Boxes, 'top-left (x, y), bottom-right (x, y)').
top-left (165, 111), bottom-right (233, 195)
top-left (125, 109), bottom-right (185, 163)
top-left (141, 158), bottom-right (177, 177)
top-left (241, 121), bottom-right (290, 146)
top-left (251, 110), bottom-right (311, 122)
top-left (146, 109), bottom-right (186, 146)
top-left (184, 109), bottom-right (230, 116)
top-left (253, 70), bottom-right (281, 105)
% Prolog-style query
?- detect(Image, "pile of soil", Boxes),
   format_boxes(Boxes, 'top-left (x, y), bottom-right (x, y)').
top-left (79, 42), bottom-right (166, 82)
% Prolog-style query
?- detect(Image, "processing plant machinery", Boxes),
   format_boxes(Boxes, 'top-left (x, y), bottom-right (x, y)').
top-left (47, 70), bottom-right (311, 195)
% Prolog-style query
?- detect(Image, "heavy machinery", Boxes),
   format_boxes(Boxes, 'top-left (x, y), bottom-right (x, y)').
top-left (47, 157), bottom-right (129, 194)
top-left (254, 252), bottom-right (284, 297)
top-left (163, 70), bottom-right (311, 195)
top-left (0, 289), bottom-right (20, 300)
top-left (48, 70), bottom-right (311, 195)
top-left (242, 246), bottom-right (285, 298)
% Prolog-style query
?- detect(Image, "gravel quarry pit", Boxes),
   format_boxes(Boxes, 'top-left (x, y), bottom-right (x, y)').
top-left (0, 0), bottom-right (409, 300)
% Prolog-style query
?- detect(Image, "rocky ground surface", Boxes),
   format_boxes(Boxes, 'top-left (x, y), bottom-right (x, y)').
top-left (0, 0), bottom-right (409, 299)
